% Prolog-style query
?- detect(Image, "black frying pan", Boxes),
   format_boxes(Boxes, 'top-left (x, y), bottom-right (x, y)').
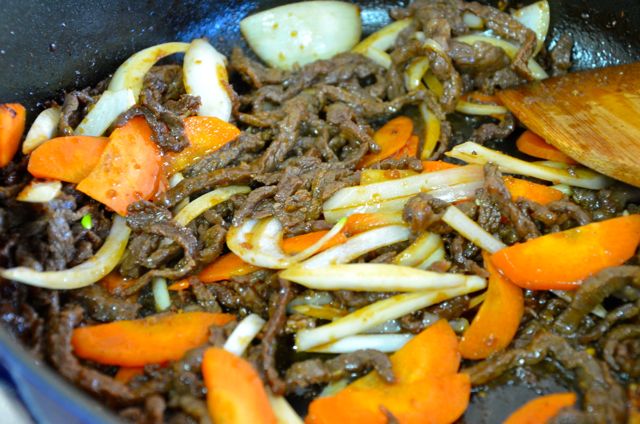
top-left (0, 1), bottom-right (638, 422)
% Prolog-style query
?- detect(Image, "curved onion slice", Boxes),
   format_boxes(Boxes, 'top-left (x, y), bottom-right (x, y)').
top-left (268, 394), bottom-right (304, 424)
top-left (513, 0), bottom-right (550, 55)
top-left (455, 34), bottom-right (548, 80)
top-left (227, 216), bottom-right (346, 269)
top-left (361, 47), bottom-right (392, 68)
top-left (280, 263), bottom-right (485, 291)
top-left (108, 42), bottom-right (189, 99)
top-left (301, 225), bottom-right (410, 268)
top-left (393, 232), bottom-right (442, 267)
top-left (404, 57), bottom-right (430, 91)
top-left (447, 142), bottom-right (611, 189)
top-left (241, 1), bottom-right (361, 70)
top-left (307, 334), bottom-right (413, 353)
top-left (173, 186), bottom-right (250, 227)
top-left (455, 100), bottom-right (508, 116)
top-left (16, 180), bottom-right (62, 203)
top-left (419, 102), bottom-right (441, 159)
top-left (183, 39), bottom-right (232, 121)
top-left (353, 18), bottom-right (412, 54)
top-left (295, 277), bottom-right (486, 350)
top-left (22, 106), bottom-right (61, 154)
top-left (74, 89), bottom-right (135, 136)
top-left (223, 313), bottom-right (266, 356)
top-left (0, 216), bottom-right (131, 289)
top-left (441, 206), bottom-right (506, 253)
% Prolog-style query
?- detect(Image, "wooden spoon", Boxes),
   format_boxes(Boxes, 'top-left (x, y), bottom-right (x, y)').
top-left (498, 62), bottom-right (640, 188)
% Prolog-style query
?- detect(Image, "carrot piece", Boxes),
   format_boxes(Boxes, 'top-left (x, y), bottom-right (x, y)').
top-left (306, 320), bottom-right (470, 424)
top-left (490, 215), bottom-right (640, 290)
top-left (343, 212), bottom-right (402, 236)
top-left (502, 176), bottom-right (564, 205)
top-left (391, 134), bottom-right (419, 159)
top-left (504, 393), bottom-right (577, 424)
top-left (421, 160), bottom-right (460, 173)
top-left (516, 130), bottom-right (577, 165)
top-left (0, 103), bottom-right (26, 168)
top-left (100, 271), bottom-right (137, 295)
top-left (27, 136), bottom-right (109, 183)
top-left (114, 367), bottom-right (144, 384)
top-left (281, 230), bottom-right (347, 254)
top-left (168, 280), bottom-right (191, 291)
top-left (164, 116), bottom-right (240, 175)
top-left (202, 347), bottom-right (276, 424)
top-left (77, 117), bottom-right (162, 215)
top-left (459, 252), bottom-right (524, 360)
top-left (71, 311), bottom-right (234, 366)
top-left (357, 116), bottom-right (414, 169)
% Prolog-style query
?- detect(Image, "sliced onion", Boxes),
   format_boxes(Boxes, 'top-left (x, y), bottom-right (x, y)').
top-left (288, 291), bottom-right (334, 312)
top-left (423, 72), bottom-right (444, 97)
top-left (447, 142), bottom-right (611, 189)
top-left (0, 216), bottom-right (130, 289)
top-left (22, 107), bottom-right (60, 154)
top-left (306, 334), bottom-right (413, 353)
top-left (419, 102), bottom-right (442, 159)
top-left (360, 169), bottom-right (417, 185)
top-left (455, 100), bottom-right (508, 116)
top-left (151, 277), bottom-right (171, 312)
top-left (183, 39), bottom-right (232, 122)
top-left (108, 42), bottom-right (189, 99)
top-left (393, 232), bottom-right (442, 267)
top-left (404, 57), bottom-right (430, 91)
top-left (551, 184), bottom-right (573, 196)
top-left (281, 263), bottom-right (485, 292)
top-left (320, 379), bottom-right (349, 397)
top-left (353, 18), bottom-right (413, 54)
top-left (227, 216), bottom-right (346, 269)
top-left (360, 47), bottom-right (392, 69)
top-left (268, 394), bottom-right (304, 424)
top-left (442, 206), bottom-right (506, 254)
top-left (74, 89), bottom-right (135, 136)
top-left (173, 186), bottom-right (250, 227)
top-left (291, 304), bottom-right (347, 320)
top-left (512, 0), bottom-right (550, 55)
top-left (241, 1), bottom-right (361, 70)
top-left (301, 225), bottom-right (410, 268)
top-left (295, 277), bottom-right (486, 351)
top-left (455, 34), bottom-right (548, 80)
top-left (463, 12), bottom-right (484, 29)
top-left (16, 180), bottom-right (62, 203)
top-left (223, 313), bottom-right (266, 356)
top-left (416, 244), bottom-right (445, 270)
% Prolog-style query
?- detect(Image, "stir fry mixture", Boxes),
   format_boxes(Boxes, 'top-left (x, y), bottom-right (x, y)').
top-left (1, 1), bottom-right (640, 423)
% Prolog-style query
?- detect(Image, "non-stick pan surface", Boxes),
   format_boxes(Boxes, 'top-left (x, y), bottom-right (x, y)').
top-left (0, 1), bottom-right (639, 422)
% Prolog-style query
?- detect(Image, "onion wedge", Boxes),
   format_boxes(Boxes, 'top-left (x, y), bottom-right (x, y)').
top-left (295, 277), bottom-right (486, 350)
top-left (16, 180), bottom-right (62, 203)
top-left (441, 206), bottom-right (506, 254)
top-left (74, 89), bottom-right (136, 136)
top-left (223, 314), bottom-right (266, 356)
top-left (173, 186), bottom-right (251, 227)
top-left (108, 42), bottom-right (189, 99)
top-left (240, 1), bottom-right (361, 70)
top-left (306, 334), bottom-right (413, 353)
top-left (512, 0), bottom-right (550, 55)
top-left (280, 263), bottom-right (485, 292)
top-left (22, 106), bottom-right (60, 154)
top-left (447, 142), bottom-right (611, 189)
top-left (0, 216), bottom-right (131, 289)
top-left (183, 39), bottom-right (232, 122)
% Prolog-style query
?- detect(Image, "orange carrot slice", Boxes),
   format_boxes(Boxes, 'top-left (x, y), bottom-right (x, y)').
top-left (502, 176), bottom-right (564, 205)
top-left (27, 136), bottom-right (109, 183)
top-left (114, 367), bottom-right (144, 384)
top-left (357, 116), bottom-right (414, 169)
top-left (491, 215), bottom-right (640, 290)
top-left (465, 91), bottom-right (503, 105)
top-left (516, 130), bottom-right (577, 165)
top-left (99, 271), bottom-right (137, 295)
top-left (202, 347), bottom-right (276, 424)
top-left (71, 312), bottom-right (234, 366)
top-left (459, 252), bottom-right (524, 360)
top-left (421, 160), bottom-right (460, 173)
top-left (343, 212), bottom-right (403, 236)
top-left (504, 393), bottom-right (577, 424)
top-left (391, 134), bottom-right (419, 159)
top-left (164, 116), bottom-right (240, 175)
top-left (77, 117), bottom-right (162, 215)
top-left (0, 103), bottom-right (26, 167)
top-left (307, 320), bottom-right (470, 424)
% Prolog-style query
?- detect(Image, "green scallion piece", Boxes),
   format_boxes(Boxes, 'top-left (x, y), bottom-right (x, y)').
top-left (81, 214), bottom-right (93, 230)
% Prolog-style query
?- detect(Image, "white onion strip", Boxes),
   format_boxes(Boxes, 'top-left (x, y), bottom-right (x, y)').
top-left (301, 225), bottom-right (410, 268)
top-left (447, 142), bottom-right (611, 189)
top-left (74, 89), bottom-right (135, 136)
top-left (174, 186), bottom-right (250, 227)
top-left (183, 39), bottom-right (232, 122)
top-left (280, 263), bottom-right (485, 292)
top-left (393, 232), bottom-right (442, 267)
top-left (0, 216), bottom-right (130, 289)
top-left (22, 106), bottom-right (60, 154)
top-left (295, 277), bottom-right (486, 351)
top-left (16, 180), bottom-right (62, 203)
top-left (306, 334), bottom-right (413, 353)
top-left (108, 42), bottom-right (189, 99)
top-left (152, 277), bottom-right (171, 312)
top-left (455, 100), bottom-right (508, 116)
top-left (223, 314), bottom-right (266, 356)
top-left (442, 206), bottom-right (506, 254)
top-left (267, 394), bottom-right (304, 424)
top-left (417, 244), bottom-right (446, 270)
top-left (353, 18), bottom-right (413, 55)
